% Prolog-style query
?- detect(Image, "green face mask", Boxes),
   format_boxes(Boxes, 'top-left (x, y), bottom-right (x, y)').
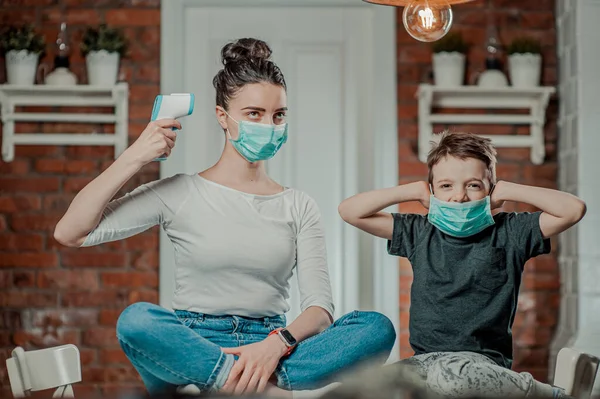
top-left (427, 195), bottom-right (495, 238)
top-left (226, 113), bottom-right (288, 163)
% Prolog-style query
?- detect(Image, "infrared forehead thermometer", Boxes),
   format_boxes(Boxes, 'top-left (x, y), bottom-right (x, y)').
top-left (151, 93), bottom-right (195, 161)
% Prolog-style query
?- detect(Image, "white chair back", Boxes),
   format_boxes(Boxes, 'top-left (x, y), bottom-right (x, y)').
top-left (5, 344), bottom-right (81, 398)
top-left (554, 347), bottom-right (599, 399)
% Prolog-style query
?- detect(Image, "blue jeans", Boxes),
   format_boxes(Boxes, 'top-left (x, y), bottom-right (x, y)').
top-left (116, 302), bottom-right (396, 395)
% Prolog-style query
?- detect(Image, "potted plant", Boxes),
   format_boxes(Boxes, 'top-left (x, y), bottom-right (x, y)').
top-left (0, 24), bottom-right (45, 85)
top-left (81, 24), bottom-right (128, 86)
top-left (507, 37), bottom-right (542, 88)
top-left (431, 31), bottom-right (468, 87)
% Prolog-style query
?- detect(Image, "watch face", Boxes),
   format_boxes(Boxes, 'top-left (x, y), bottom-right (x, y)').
top-left (280, 329), bottom-right (297, 346)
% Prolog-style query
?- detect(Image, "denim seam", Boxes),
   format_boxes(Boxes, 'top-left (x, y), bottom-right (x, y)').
top-left (344, 310), bottom-right (360, 324)
top-left (207, 351), bottom-right (234, 391)
top-left (117, 334), bottom-right (215, 390)
top-left (178, 318), bottom-right (198, 329)
top-left (275, 310), bottom-right (363, 390)
top-left (275, 363), bottom-right (292, 390)
top-left (174, 310), bottom-right (205, 322)
top-left (292, 310), bottom-right (358, 348)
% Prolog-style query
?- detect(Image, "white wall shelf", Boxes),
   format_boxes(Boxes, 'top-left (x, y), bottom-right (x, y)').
top-left (0, 83), bottom-right (129, 162)
top-left (417, 84), bottom-right (556, 165)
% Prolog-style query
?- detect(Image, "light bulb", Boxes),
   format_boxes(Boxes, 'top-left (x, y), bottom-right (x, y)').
top-left (402, 1), bottom-right (453, 42)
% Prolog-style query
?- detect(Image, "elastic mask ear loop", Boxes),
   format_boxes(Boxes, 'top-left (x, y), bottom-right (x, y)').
top-left (488, 183), bottom-right (496, 197)
top-left (429, 184), bottom-right (434, 196)
top-left (223, 110), bottom-right (239, 141)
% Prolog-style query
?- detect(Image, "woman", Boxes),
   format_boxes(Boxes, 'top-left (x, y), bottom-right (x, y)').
top-left (54, 38), bottom-right (396, 397)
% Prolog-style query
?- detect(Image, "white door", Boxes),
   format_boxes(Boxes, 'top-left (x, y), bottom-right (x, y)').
top-left (160, 0), bottom-right (399, 361)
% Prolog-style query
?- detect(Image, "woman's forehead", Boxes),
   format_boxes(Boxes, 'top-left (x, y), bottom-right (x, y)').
top-left (230, 83), bottom-right (287, 108)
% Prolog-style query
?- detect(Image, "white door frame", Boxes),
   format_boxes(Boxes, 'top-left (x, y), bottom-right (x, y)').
top-left (160, 0), bottom-right (399, 360)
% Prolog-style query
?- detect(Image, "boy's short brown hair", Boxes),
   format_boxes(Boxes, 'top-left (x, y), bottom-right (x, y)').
top-left (427, 130), bottom-right (497, 185)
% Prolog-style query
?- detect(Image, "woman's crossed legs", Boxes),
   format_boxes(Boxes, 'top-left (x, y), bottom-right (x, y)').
top-left (116, 302), bottom-right (396, 396)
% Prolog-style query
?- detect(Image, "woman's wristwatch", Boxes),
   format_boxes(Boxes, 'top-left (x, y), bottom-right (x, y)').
top-left (268, 328), bottom-right (297, 356)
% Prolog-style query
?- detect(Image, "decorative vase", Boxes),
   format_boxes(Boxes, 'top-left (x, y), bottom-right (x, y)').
top-left (432, 52), bottom-right (465, 87)
top-left (86, 50), bottom-right (120, 85)
top-left (508, 53), bottom-right (542, 88)
top-left (5, 50), bottom-right (39, 85)
top-left (477, 70), bottom-right (509, 88)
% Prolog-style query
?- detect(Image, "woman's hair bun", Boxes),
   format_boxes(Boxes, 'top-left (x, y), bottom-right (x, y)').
top-left (221, 38), bottom-right (272, 65)
top-left (214, 38), bottom-right (286, 110)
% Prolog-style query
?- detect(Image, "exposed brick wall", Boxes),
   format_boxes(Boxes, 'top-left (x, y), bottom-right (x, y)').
top-left (396, 0), bottom-right (559, 382)
top-left (0, 0), bottom-right (559, 395)
top-left (0, 1), bottom-right (159, 396)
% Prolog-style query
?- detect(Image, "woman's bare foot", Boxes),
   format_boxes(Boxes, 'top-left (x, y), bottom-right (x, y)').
top-left (264, 382), bottom-right (292, 398)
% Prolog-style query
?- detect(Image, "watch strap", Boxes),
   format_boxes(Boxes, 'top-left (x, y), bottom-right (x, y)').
top-left (268, 328), bottom-right (295, 356)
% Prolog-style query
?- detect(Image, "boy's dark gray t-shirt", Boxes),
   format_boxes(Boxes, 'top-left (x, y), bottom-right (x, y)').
top-left (388, 211), bottom-right (550, 369)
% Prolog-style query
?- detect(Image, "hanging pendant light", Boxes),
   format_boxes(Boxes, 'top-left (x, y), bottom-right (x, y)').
top-left (363, 0), bottom-right (479, 42)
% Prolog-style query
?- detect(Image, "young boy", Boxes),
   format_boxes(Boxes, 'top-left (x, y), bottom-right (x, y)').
top-left (338, 131), bottom-right (587, 398)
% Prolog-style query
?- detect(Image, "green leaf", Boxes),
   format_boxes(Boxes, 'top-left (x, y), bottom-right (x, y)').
top-left (507, 37), bottom-right (542, 55)
top-left (0, 24), bottom-right (46, 54)
top-left (80, 24), bottom-right (129, 57)
top-left (431, 31), bottom-right (469, 54)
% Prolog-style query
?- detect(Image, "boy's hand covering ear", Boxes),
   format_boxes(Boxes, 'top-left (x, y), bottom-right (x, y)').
top-left (419, 181), bottom-right (431, 209)
top-left (489, 181), bottom-right (506, 210)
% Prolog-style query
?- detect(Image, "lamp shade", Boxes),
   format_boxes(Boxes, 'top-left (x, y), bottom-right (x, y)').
top-left (363, 0), bottom-right (477, 5)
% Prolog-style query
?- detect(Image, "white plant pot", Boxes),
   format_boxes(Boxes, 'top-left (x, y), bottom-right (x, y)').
top-left (86, 50), bottom-right (120, 85)
top-left (5, 50), bottom-right (39, 85)
top-left (432, 52), bottom-right (465, 87)
top-left (508, 53), bottom-right (542, 88)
